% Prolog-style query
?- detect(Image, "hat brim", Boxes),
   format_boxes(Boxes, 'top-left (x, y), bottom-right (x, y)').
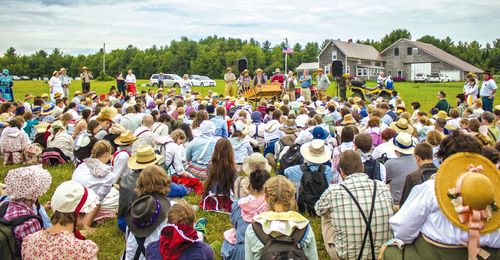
top-left (341, 120), bottom-right (356, 125)
top-left (127, 154), bottom-right (162, 170)
top-left (41, 109), bottom-right (54, 116)
top-left (389, 137), bottom-right (415, 155)
top-left (300, 142), bottom-right (332, 164)
top-left (125, 194), bottom-right (170, 237)
top-left (242, 160), bottom-right (272, 176)
top-left (280, 127), bottom-right (299, 134)
top-left (435, 152), bottom-right (500, 234)
top-left (389, 122), bottom-right (414, 135)
top-left (114, 136), bottom-right (138, 146)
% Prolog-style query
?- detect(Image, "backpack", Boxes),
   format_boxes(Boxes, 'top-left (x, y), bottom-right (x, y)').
top-left (277, 144), bottom-right (303, 176)
top-left (297, 164), bottom-right (328, 216)
top-left (0, 202), bottom-right (43, 260)
top-left (228, 106), bottom-right (237, 118)
top-left (369, 129), bottom-right (382, 148)
top-left (363, 156), bottom-right (382, 181)
top-left (251, 222), bottom-right (308, 260)
top-left (23, 143), bottom-right (43, 166)
top-left (377, 153), bottom-right (389, 165)
top-left (41, 147), bottom-right (70, 166)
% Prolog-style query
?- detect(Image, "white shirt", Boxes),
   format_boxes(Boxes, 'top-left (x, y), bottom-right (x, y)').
top-left (71, 161), bottom-right (118, 203)
top-left (49, 76), bottom-right (62, 89)
top-left (390, 180), bottom-right (500, 247)
top-left (112, 148), bottom-right (133, 181)
top-left (372, 141), bottom-right (397, 160)
top-left (125, 74), bottom-right (136, 84)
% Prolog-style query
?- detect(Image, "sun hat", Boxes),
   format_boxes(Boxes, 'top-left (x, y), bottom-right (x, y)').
top-left (341, 114), bottom-right (356, 125)
top-left (5, 165), bottom-right (52, 201)
top-left (243, 69), bottom-right (249, 74)
top-left (229, 96), bottom-right (236, 102)
top-left (316, 106), bottom-right (327, 115)
top-left (115, 130), bottom-right (138, 146)
top-left (51, 181), bottom-right (98, 214)
top-left (126, 194), bottom-right (171, 238)
top-left (265, 120), bottom-right (281, 133)
top-left (51, 120), bottom-right (65, 132)
top-left (300, 139), bottom-right (332, 164)
top-left (390, 118), bottom-right (414, 134)
top-left (54, 92), bottom-right (62, 99)
top-left (74, 91), bottom-right (82, 96)
top-left (199, 120), bottom-right (216, 137)
top-left (32, 105), bottom-right (42, 113)
top-left (236, 97), bottom-right (247, 107)
top-left (311, 126), bottom-right (329, 140)
top-left (24, 93), bottom-right (33, 99)
top-left (109, 124), bottom-right (126, 135)
top-left (280, 119), bottom-right (298, 134)
top-left (435, 152), bottom-right (500, 259)
top-left (256, 68), bottom-right (263, 73)
top-left (390, 132), bottom-right (417, 155)
top-left (41, 93), bottom-right (49, 99)
top-left (96, 107), bottom-right (118, 122)
top-left (81, 66), bottom-right (88, 71)
top-left (34, 122), bottom-right (51, 134)
top-left (128, 145), bottom-right (162, 170)
top-left (242, 153), bottom-right (272, 175)
top-left (433, 110), bottom-right (450, 120)
top-left (41, 103), bottom-right (55, 115)
top-left (274, 102), bottom-right (282, 109)
top-left (226, 67), bottom-right (232, 72)
top-left (317, 68), bottom-right (324, 73)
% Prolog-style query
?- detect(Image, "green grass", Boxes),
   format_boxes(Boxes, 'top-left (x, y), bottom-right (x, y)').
top-left (11, 79), bottom-right (500, 112)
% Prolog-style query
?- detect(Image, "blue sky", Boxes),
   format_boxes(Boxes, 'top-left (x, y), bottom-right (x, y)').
top-left (1, 0), bottom-right (499, 55)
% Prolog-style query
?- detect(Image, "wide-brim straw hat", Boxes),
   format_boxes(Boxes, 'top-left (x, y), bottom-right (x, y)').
top-left (236, 98), bottom-right (247, 106)
top-left (390, 132), bottom-right (417, 155)
top-left (256, 68), bottom-right (263, 73)
top-left (390, 118), bottom-right (414, 134)
top-left (300, 139), bottom-right (332, 164)
top-left (96, 107), bottom-right (118, 122)
top-left (433, 110), bottom-right (450, 120)
top-left (341, 114), bottom-right (356, 125)
top-left (41, 103), bottom-right (55, 115)
top-left (127, 145), bottom-right (162, 170)
top-left (34, 122), bottom-right (51, 134)
top-left (126, 194), bottom-right (170, 238)
top-left (226, 67), bottom-right (232, 72)
top-left (280, 119), bottom-right (299, 134)
top-left (114, 130), bottom-right (138, 146)
top-left (229, 96), bottom-right (236, 102)
top-left (242, 153), bottom-right (272, 175)
top-left (81, 66), bottom-right (89, 71)
top-left (435, 152), bottom-right (500, 235)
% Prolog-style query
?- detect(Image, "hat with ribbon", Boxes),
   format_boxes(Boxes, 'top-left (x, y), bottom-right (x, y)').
top-left (126, 194), bottom-right (171, 238)
top-left (300, 139), bottom-right (332, 164)
top-left (128, 145), bottom-right (162, 170)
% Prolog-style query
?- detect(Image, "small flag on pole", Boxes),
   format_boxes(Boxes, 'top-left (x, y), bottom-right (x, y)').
top-left (282, 46), bottom-right (294, 54)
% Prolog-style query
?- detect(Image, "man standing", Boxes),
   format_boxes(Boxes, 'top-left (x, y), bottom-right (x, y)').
top-left (59, 68), bottom-right (71, 99)
top-left (315, 150), bottom-right (394, 260)
top-left (270, 68), bottom-right (285, 86)
top-left (125, 70), bottom-right (137, 95)
top-left (316, 68), bottom-right (330, 101)
top-left (299, 69), bottom-right (312, 101)
top-left (158, 72), bottom-right (165, 88)
top-left (284, 71), bottom-right (297, 100)
top-left (480, 70), bottom-right (497, 112)
top-left (80, 66), bottom-right (92, 93)
top-left (224, 67), bottom-right (236, 97)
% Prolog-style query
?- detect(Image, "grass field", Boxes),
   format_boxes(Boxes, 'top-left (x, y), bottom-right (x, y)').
top-left (3, 79), bottom-right (499, 259)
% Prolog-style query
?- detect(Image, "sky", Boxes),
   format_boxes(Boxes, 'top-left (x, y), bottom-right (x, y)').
top-left (1, 0), bottom-right (499, 55)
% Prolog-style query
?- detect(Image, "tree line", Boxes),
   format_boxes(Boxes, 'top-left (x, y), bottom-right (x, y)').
top-left (1, 29), bottom-right (498, 80)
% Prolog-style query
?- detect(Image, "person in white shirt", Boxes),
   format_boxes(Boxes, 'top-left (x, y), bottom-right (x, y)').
top-left (377, 71), bottom-right (387, 88)
top-left (49, 71), bottom-right (64, 100)
top-left (132, 115), bottom-right (160, 153)
top-left (125, 70), bottom-right (137, 95)
top-left (59, 67), bottom-right (71, 98)
top-left (72, 91), bottom-right (83, 105)
top-left (67, 102), bottom-right (81, 121)
top-left (181, 74), bottom-right (193, 96)
top-left (372, 128), bottom-right (398, 160)
top-left (112, 131), bottom-right (136, 182)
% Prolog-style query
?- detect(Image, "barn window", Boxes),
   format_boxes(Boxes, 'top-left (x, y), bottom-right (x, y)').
top-left (394, 48), bottom-right (399, 56)
top-left (407, 47), bottom-right (412, 55)
top-left (332, 51), bottom-right (337, 61)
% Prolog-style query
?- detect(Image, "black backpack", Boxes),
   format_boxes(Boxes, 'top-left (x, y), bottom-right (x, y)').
top-left (364, 156), bottom-right (382, 181)
top-left (0, 202), bottom-right (43, 260)
top-left (297, 164), bottom-right (328, 216)
top-left (277, 144), bottom-right (303, 176)
top-left (252, 222), bottom-right (308, 260)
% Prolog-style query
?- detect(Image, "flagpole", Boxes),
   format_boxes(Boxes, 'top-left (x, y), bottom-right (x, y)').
top-left (284, 38), bottom-right (288, 74)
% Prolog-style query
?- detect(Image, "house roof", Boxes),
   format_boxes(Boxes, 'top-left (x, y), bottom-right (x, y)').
top-left (317, 40), bottom-right (385, 61)
top-left (381, 39), bottom-right (484, 73)
top-left (296, 62), bottom-right (319, 71)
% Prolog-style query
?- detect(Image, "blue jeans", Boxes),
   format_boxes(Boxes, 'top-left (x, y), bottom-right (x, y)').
top-left (482, 96), bottom-right (494, 112)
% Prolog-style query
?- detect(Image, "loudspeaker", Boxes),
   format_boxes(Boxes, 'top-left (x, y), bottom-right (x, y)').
top-left (331, 60), bottom-right (343, 77)
top-left (238, 58), bottom-right (248, 74)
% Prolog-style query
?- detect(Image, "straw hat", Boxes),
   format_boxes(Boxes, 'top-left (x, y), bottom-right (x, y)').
top-left (242, 69), bottom-right (249, 75)
top-left (317, 68), bottom-right (324, 73)
top-left (435, 153), bottom-right (500, 235)
top-left (265, 120), bottom-right (281, 133)
top-left (242, 153), bottom-right (272, 175)
top-left (226, 67), bottom-right (232, 72)
top-left (316, 106), bottom-right (327, 115)
top-left (127, 146), bottom-right (162, 170)
top-left (96, 107), bottom-right (118, 122)
top-left (41, 93), bottom-right (49, 99)
top-left (341, 114), bottom-right (356, 125)
top-left (5, 165), bottom-right (52, 201)
top-left (41, 103), bottom-right (55, 116)
top-left (126, 194), bottom-right (170, 238)
top-left (229, 96), bottom-right (236, 102)
top-left (256, 68), bottom-right (263, 73)
top-left (34, 122), bottom-right (51, 134)
top-left (300, 139), bottom-right (332, 164)
top-left (74, 91), bottom-right (82, 96)
top-left (54, 92), bottom-right (62, 99)
top-left (280, 119), bottom-right (299, 134)
top-left (81, 66), bottom-right (89, 71)
top-left (114, 130), bottom-right (138, 146)
top-left (236, 97), bottom-right (247, 106)
top-left (390, 132), bottom-right (417, 155)
top-left (51, 181), bottom-right (98, 214)
top-left (433, 110), bottom-right (450, 120)
top-left (390, 118), bottom-right (414, 134)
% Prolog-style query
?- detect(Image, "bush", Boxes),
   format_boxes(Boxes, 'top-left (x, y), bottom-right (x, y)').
top-left (392, 76), bottom-right (406, 82)
top-left (96, 72), bottom-right (114, 81)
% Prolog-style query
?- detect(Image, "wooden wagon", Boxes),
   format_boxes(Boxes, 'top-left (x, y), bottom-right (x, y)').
top-left (242, 84), bottom-right (283, 106)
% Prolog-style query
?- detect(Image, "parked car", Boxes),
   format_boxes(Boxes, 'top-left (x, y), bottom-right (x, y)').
top-left (190, 75), bottom-right (216, 87)
top-left (74, 77), bottom-right (81, 80)
top-left (32, 78), bottom-right (39, 81)
top-left (149, 73), bottom-right (183, 88)
top-left (20, 76), bottom-right (30, 80)
top-left (428, 73), bottom-right (450, 83)
top-left (12, 75), bottom-right (20, 80)
top-left (43, 77), bottom-right (49, 81)
top-left (414, 73), bottom-right (429, 83)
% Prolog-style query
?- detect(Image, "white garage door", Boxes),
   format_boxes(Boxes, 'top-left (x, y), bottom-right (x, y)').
top-left (410, 63), bottom-right (431, 80)
top-left (441, 70), bottom-right (461, 81)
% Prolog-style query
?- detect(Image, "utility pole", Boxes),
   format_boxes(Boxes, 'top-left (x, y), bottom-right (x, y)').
top-left (103, 43), bottom-right (106, 75)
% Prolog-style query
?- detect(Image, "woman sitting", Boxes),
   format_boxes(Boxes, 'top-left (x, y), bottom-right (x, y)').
top-left (72, 140), bottom-right (119, 233)
top-left (74, 120), bottom-right (100, 163)
top-left (244, 176), bottom-right (318, 260)
top-left (230, 121), bottom-right (253, 171)
top-left (185, 121), bottom-right (219, 180)
top-left (47, 120), bottom-right (74, 161)
top-left (0, 118), bottom-right (30, 165)
top-left (221, 169), bottom-right (270, 259)
top-left (200, 138), bottom-right (236, 212)
top-left (22, 181), bottom-right (99, 260)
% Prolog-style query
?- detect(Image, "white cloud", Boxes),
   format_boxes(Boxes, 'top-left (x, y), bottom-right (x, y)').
top-left (0, 0), bottom-right (499, 55)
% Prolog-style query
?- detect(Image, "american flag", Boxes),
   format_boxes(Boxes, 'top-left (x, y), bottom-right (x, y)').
top-left (282, 46), bottom-right (294, 54)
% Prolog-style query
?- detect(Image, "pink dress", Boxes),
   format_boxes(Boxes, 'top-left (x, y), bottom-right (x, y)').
top-left (22, 230), bottom-right (98, 260)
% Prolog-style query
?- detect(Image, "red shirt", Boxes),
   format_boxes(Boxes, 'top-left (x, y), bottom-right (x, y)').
top-left (271, 74), bottom-right (285, 84)
top-left (3, 201), bottom-right (42, 248)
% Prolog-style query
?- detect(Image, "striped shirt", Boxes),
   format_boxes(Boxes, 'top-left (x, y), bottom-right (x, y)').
top-left (315, 173), bottom-right (394, 260)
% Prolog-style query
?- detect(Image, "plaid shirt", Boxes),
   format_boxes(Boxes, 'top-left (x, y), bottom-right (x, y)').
top-left (315, 173), bottom-right (394, 260)
top-left (3, 201), bottom-right (42, 248)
